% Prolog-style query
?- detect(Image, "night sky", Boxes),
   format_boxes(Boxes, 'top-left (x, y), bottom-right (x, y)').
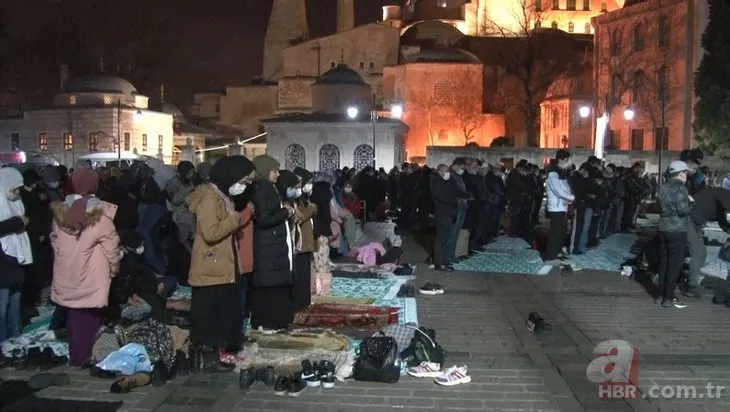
top-left (0, 0), bottom-right (389, 114)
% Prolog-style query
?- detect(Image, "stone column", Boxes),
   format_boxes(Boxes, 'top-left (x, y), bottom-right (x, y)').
top-left (228, 143), bottom-right (242, 156)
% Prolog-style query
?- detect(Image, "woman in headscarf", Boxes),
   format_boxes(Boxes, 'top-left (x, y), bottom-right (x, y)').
top-left (41, 166), bottom-right (63, 202)
top-left (0, 168), bottom-right (32, 344)
top-left (20, 169), bottom-right (53, 311)
top-left (310, 181), bottom-right (334, 296)
top-left (249, 155), bottom-right (295, 329)
top-left (186, 155), bottom-right (251, 372)
top-left (277, 170), bottom-right (317, 310)
top-left (50, 169), bottom-right (120, 366)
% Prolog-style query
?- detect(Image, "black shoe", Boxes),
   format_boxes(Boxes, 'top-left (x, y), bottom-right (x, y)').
top-left (239, 367), bottom-right (256, 390)
top-left (201, 349), bottom-right (234, 373)
top-left (672, 298), bottom-right (688, 309)
top-left (255, 366), bottom-right (275, 386)
top-left (435, 265), bottom-right (449, 272)
top-left (287, 376), bottom-right (307, 397)
top-left (26, 347), bottom-right (43, 371)
top-left (175, 350), bottom-right (190, 376)
top-left (661, 298), bottom-right (671, 308)
top-left (11, 348), bottom-right (27, 370)
top-left (39, 347), bottom-right (66, 371)
top-left (273, 376), bottom-right (290, 396)
top-left (300, 359), bottom-right (316, 381)
top-left (445, 265), bottom-right (455, 272)
top-left (406, 285), bottom-right (416, 297)
top-left (396, 284), bottom-right (408, 297)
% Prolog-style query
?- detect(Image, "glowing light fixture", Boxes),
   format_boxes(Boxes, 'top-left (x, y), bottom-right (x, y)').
top-left (623, 107), bottom-right (635, 121)
top-left (347, 107), bottom-right (358, 119)
top-left (390, 104), bottom-right (403, 119)
top-left (578, 105), bottom-right (591, 118)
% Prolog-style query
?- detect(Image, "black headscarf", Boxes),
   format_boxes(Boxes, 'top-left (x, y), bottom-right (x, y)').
top-left (209, 155), bottom-right (256, 196)
top-left (22, 169), bottom-right (42, 186)
top-left (276, 170), bottom-right (300, 198)
top-left (294, 167), bottom-right (313, 185)
top-left (310, 181), bottom-right (333, 238)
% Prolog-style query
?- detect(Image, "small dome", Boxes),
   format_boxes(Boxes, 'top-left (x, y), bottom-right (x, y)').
top-left (317, 64), bottom-right (366, 85)
top-left (623, 0), bottom-right (646, 7)
top-left (545, 66), bottom-right (593, 99)
top-left (160, 102), bottom-right (186, 122)
top-left (66, 75), bottom-right (137, 94)
top-left (403, 47), bottom-right (481, 64)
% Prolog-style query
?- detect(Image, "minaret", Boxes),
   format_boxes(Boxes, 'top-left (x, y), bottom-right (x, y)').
top-left (263, 0), bottom-right (309, 81)
top-left (337, 0), bottom-right (355, 33)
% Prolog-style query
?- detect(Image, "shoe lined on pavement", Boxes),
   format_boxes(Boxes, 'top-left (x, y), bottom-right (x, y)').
top-left (319, 360), bottom-right (336, 388)
top-left (407, 361), bottom-right (442, 378)
top-left (273, 376), bottom-right (290, 396)
top-left (672, 298), bottom-right (688, 308)
top-left (419, 283), bottom-right (444, 295)
top-left (434, 365), bottom-right (471, 386)
top-left (287, 376), bottom-right (307, 397)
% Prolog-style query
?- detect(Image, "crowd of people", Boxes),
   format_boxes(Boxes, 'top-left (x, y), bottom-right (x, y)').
top-left (0, 146), bottom-right (727, 376)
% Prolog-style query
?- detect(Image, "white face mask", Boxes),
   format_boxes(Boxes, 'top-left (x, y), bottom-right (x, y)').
top-left (135, 246), bottom-right (145, 255)
top-left (558, 160), bottom-right (572, 169)
top-left (344, 187), bottom-right (352, 194)
top-left (228, 182), bottom-right (247, 196)
top-left (442, 172), bottom-right (451, 181)
top-left (49, 181), bottom-right (60, 189)
top-left (455, 168), bottom-right (464, 175)
top-left (302, 183), bottom-right (313, 193)
top-left (286, 187), bottom-right (302, 198)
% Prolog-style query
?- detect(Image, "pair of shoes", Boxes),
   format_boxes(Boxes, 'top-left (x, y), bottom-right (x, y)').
top-left (662, 297), bottom-right (688, 309)
top-left (300, 359), bottom-right (336, 388)
top-left (26, 347), bottom-right (67, 371)
top-left (273, 375), bottom-right (307, 397)
top-left (435, 265), bottom-right (455, 272)
top-left (419, 283), bottom-right (444, 295)
top-left (239, 366), bottom-right (275, 390)
top-left (407, 361), bottom-right (443, 378)
top-left (434, 365), bottom-right (472, 386)
top-left (396, 284), bottom-right (415, 298)
top-left (190, 346), bottom-right (235, 373)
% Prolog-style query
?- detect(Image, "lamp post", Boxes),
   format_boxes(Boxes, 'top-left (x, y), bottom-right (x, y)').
top-left (370, 93), bottom-right (376, 168)
top-left (117, 100), bottom-right (121, 162)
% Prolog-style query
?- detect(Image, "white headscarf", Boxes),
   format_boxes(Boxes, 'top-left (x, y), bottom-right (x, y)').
top-left (0, 168), bottom-right (33, 265)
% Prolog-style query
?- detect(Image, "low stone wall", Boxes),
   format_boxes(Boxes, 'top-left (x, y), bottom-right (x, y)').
top-left (425, 146), bottom-right (724, 173)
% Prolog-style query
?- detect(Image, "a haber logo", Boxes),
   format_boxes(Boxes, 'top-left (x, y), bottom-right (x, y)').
top-left (586, 340), bottom-right (639, 400)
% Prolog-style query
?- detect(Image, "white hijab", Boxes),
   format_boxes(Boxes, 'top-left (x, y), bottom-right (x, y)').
top-left (0, 168), bottom-right (33, 265)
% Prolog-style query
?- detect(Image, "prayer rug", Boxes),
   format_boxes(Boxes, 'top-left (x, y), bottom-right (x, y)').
top-left (313, 296), bottom-right (376, 305)
top-left (563, 233), bottom-right (641, 272)
top-left (453, 237), bottom-right (552, 275)
top-left (292, 304), bottom-right (399, 329)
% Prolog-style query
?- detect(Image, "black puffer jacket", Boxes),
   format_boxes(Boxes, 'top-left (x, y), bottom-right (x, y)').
top-left (251, 180), bottom-right (293, 288)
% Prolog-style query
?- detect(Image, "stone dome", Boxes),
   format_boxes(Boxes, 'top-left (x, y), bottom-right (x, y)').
top-left (403, 47), bottom-right (481, 64)
top-left (545, 66), bottom-right (593, 99)
top-left (66, 75), bottom-right (137, 94)
top-left (317, 64), bottom-right (366, 85)
top-left (160, 102), bottom-right (186, 122)
top-left (623, 0), bottom-right (646, 7)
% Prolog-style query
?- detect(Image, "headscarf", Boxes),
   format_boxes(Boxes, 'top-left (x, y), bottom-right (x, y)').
top-left (276, 170), bottom-right (300, 198)
top-left (310, 181), bottom-right (333, 238)
top-left (196, 162), bottom-right (213, 181)
top-left (251, 155), bottom-right (280, 180)
top-left (176, 161), bottom-right (195, 179)
top-left (41, 166), bottom-right (60, 185)
top-left (293, 167), bottom-right (313, 185)
top-left (63, 169), bottom-right (100, 231)
top-left (0, 167), bottom-right (33, 264)
top-left (209, 155), bottom-right (256, 196)
top-left (22, 169), bottom-right (42, 187)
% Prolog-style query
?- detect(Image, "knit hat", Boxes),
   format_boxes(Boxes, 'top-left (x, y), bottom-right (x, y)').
top-left (252, 155), bottom-right (280, 179)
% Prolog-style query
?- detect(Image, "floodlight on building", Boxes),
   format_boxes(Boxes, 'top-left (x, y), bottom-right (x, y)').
top-left (134, 110), bottom-right (144, 121)
top-left (347, 107), bottom-right (358, 119)
top-left (578, 105), bottom-right (591, 118)
top-left (623, 107), bottom-right (635, 121)
top-left (390, 104), bottom-right (403, 119)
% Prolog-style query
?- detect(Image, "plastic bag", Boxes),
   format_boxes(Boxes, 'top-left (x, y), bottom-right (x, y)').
top-left (96, 343), bottom-right (152, 376)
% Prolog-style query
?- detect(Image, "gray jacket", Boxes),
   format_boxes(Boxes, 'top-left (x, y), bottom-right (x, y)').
top-left (656, 178), bottom-right (693, 232)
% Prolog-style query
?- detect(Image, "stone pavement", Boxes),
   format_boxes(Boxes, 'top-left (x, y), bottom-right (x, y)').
top-left (3, 234), bottom-right (730, 412)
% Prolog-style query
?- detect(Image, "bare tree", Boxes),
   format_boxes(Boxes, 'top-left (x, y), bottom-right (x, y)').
top-left (449, 73), bottom-right (484, 144)
top-left (480, 0), bottom-right (584, 147)
top-left (409, 81), bottom-right (447, 147)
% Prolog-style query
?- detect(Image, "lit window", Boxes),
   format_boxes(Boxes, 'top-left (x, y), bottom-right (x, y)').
top-left (568, 22), bottom-right (574, 33)
top-left (583, 0), bottom-right (590, 11)
top-left (552, 0), bottom-right (559, 10)
top-left (38, 133), bottom-right (48, 151)
top-left (369, 61), bottom-right (375, 69)
top-left (88, 132), bottom-right (98, 151)
top-left (69, 95), bottom-right (76, 105)
top-left (439, 1), bottom-right (447, 8)
top-left (10, 133), bottom-right (19, 151)
top-left (63, 133), bottom-right (73, 151)
top-left (123, 132), bottom-right (130, 151)
top-left (566, 0), bottom-right (576, 11)
top-left (142, 134), bottom-right (148, 151)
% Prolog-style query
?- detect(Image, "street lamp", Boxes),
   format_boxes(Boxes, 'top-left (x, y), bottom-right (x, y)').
top-left (347, 107), bottom-right (358, 119)
top-left (578, 105), bottom-right (591, 118)
top-left (623, 106), bottom-right (635, 121)
top-left (390, 104), bottom-right (403, 119)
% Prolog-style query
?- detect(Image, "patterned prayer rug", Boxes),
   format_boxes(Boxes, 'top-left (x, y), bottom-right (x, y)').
top-left (453, 237), bottom-right (552, 275)
top-left (563, 233), bottom-right (641, 272)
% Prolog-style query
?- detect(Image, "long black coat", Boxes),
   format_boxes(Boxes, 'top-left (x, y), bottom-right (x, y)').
top-left (251, 180), bottom-right (293, 288)
top-left (0, 216), bottom-right (26, 288)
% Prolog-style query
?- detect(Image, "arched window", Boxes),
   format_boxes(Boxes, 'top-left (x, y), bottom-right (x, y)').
top-left (632, 70), bottom-right (645, 103)
top-left (551, 21), bottom-right (558, 29)
top-left (318, 144), bottom-right (340, 172)
top-left (433, 80), bottom-right (451, 104)
top-left (657, 65), bottom-right (670, 102)
top-left (610, 30), bottom-right (621, 56)
top-left (285, 143), bottom-right (306, 170)
top-left (632, 23), bottom-right (645, 52)
top-left (568, 22), bottom-right (575, 33)
top-left (552, 108), bottom-right (560, 129)
top-left (353, 144), bottom-right (374, 171)
top-left (584, 22), bottom-right (591, 34)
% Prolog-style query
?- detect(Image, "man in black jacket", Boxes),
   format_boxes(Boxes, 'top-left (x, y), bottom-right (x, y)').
top-left (685, 187), bottom-right (730, 297)
top-left (431, 164), bottom-right (468, 271)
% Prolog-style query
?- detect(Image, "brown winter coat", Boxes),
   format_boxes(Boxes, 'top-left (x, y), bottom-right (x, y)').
top-left (186, 183), bottom-right (241, 287)
top-left (295, 202), bottom-right (317, 253)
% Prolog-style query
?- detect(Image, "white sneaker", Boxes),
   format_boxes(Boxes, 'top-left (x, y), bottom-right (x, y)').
top-left (407, 361), bottom-right (442, 378)
top-left (434, 365), bottom-right (471, 386)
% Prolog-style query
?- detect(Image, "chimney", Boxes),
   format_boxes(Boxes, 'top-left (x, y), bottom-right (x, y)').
top-left (59, 64), bottom-right (69, 91)
top-left (337, 0), bottom-right (354, 33)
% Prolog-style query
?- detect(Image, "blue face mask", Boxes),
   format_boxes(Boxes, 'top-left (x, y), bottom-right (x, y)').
top-left (286, 187), bottom-right (302, 198)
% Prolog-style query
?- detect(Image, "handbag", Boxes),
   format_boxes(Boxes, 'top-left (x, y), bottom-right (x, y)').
top-left (400, 327), bottom-right (446, 367)
top-left (353, 336), bottom-right (400, 383)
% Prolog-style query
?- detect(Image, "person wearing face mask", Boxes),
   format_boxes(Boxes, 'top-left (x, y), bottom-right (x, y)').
top-left (42, 166), bottom-right (63, 202)
top-left (249, 155), bottom-right (296, 330)
top-left (0, 167), bottom-right (32, 346)
top-left (342, 181), bottom-right (362, 219)
top-left (431, 164), bottom-right (467, 271)
top-left (543, 150), bottom-right (575, 264)
top-left (655, 161), bottom-right (694, 309)
top-left (277, 170), bottom-right (317, 310)
top-left (186, 156), bottom-right (251, 372)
